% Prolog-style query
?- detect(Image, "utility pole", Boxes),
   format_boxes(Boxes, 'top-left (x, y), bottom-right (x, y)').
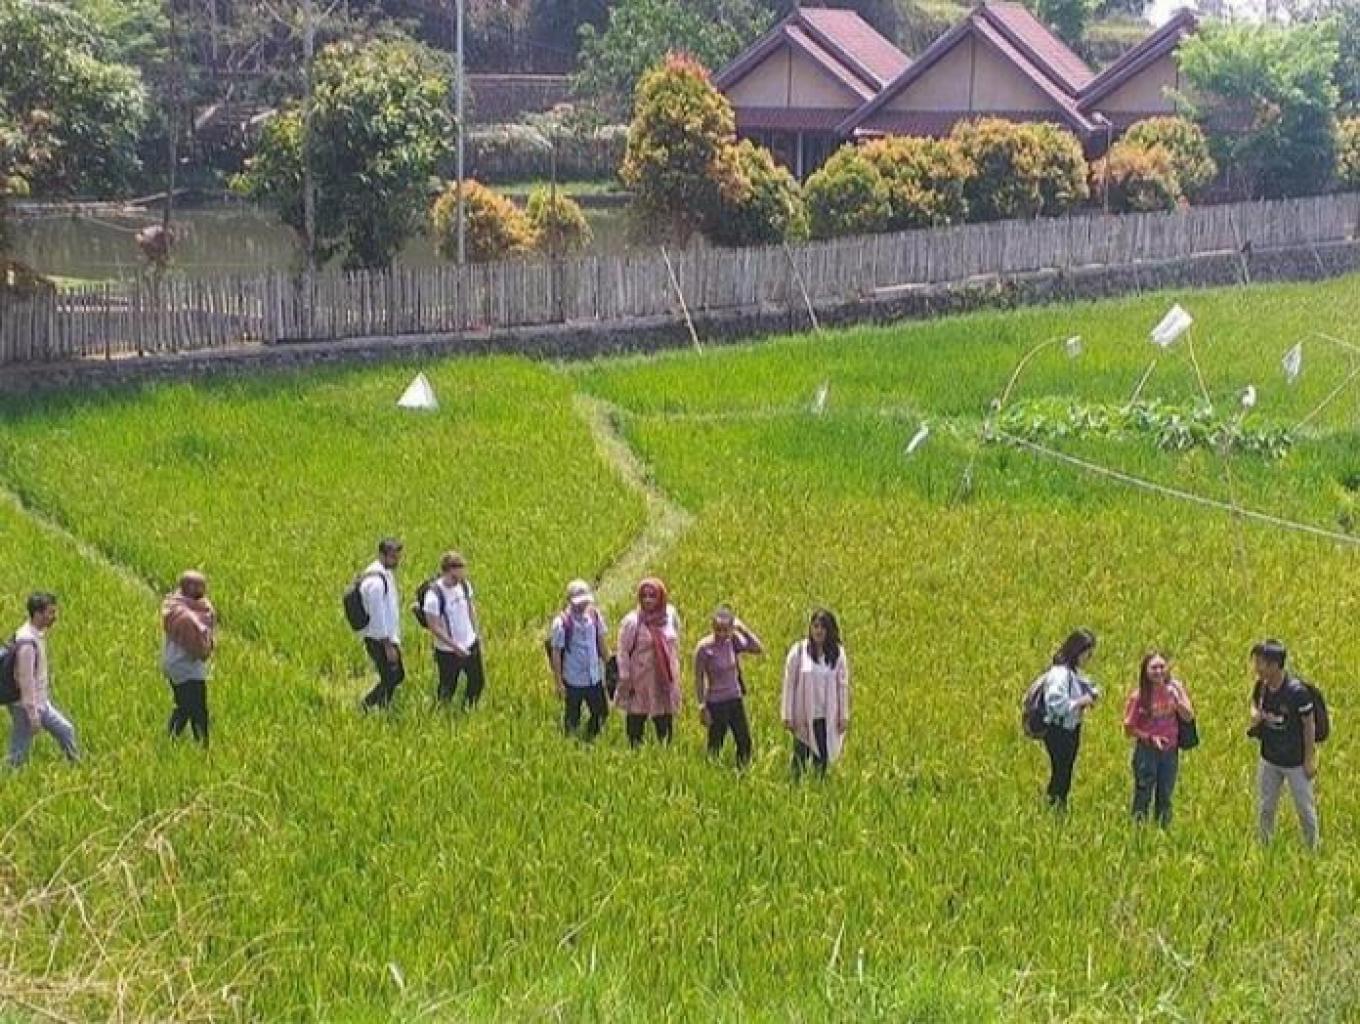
top-left (455, 0), bottom-right (466, 265)
top-left (302, 0), bottom-right (317, 330)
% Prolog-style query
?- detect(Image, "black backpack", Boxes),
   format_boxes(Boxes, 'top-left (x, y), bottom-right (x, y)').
top-left (343, 571), bottom-right (386, 632)
top-left (1303, 679), bottom-right (1331, 743)
top-left (413, 578), bottom-right (455, 630)
top-left (1021, 673), bottom-right (1050, 740)
top-left (0, 635), bottom-right (34, 706)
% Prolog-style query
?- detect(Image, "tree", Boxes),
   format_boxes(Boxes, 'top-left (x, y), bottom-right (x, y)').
top-left (1177, 21), bottom-right (1340, 199)
top-left (803, 145), bottom-right (891, 240)
top-left (1028, 122), bottom-right (1090, 215)
top-left (859, 136), bottom-right (972, 229)
top-left (526, 187), bottom-right (593, 256)
top-left (574, 0), bottom-right (774, 114)
top-left (620, 53), bottom-right (740, 243)
top-left (431, 180), bottom-right (537, 263)
top-left (0, 0), bottom-right (148, 197)
top-left (1030, 0), bottom-right (1093, 49)
top-left (1122, 116), bottom-right (1217, 198)
top-left (1329, 2), bottom-right (1359, 113)
top-left (704, 139), bottom-right (805, 247)
top-left (234, 38), bottom-right (453, 270)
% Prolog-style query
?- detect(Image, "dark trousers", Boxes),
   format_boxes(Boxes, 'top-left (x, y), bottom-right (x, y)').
top-left (435, 642), bottom-right (485, 707)
top-left (706, 698), bottom-right (753, 767)
top-left (1043, 723), bottom-right (1081, 808)
top-left (363, 639), bottom-right (405, 709)
top-left (168, 678), bottom-right (209, 746)
top-left (626, 713), bottom-right (673, 747)
top-left (564, 684), bottom-right (608, 739)
top-left (1132, 742), bottom-right (1179, 826)
top-left (792, 718), bottom-right (829, 778)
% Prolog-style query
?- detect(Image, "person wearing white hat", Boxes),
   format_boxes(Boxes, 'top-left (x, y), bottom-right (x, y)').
top-left (549, 580), bottom-right (611, 739)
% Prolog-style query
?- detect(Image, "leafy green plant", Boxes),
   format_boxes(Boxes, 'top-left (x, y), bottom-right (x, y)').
top-left (526, 186), bottom-right (592, 257)
top-left (1091, 141), bottom-right (1184, 213)
top-left (1122, 116), bottom-right (1218, 198)
top-left (704, 138), bottom-right (806, 247)
top-left (802, 145), bottom-right (892, 240)
top-left (996, 397), bottom-right (1295, 456)
top-left (859, 135), bottom-right (972, 230)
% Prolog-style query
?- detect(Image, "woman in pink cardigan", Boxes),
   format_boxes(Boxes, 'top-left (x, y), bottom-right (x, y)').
top-left (616, 578), bottom-right (683, 747)
top-left (781, 609), bottom-right (851, 778)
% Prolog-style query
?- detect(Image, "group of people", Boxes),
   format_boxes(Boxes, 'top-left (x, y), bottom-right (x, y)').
top-left (544, 575), bottom-right (851, 776)
top-left (1, 570), bottom-right (217, 766)
top-left (0, 541), bottom-right (1327, 845)
top-left (345, 537), bottom-right (852, 776)
top-left (1033, 629), bottom-right (1323, 848)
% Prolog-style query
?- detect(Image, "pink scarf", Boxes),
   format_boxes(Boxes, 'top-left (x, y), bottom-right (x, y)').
top-left (637, 578), bottom-right (675, 688)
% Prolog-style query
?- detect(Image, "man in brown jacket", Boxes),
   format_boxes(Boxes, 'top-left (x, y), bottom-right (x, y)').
top-left (162, 570), bottom-right (216, 746)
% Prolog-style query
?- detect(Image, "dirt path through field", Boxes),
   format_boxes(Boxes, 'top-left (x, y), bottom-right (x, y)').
top-left (573, 394), bottom-right (694, 615)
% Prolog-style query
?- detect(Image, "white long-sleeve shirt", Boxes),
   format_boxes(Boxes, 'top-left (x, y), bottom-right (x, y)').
top-left (358, 561), bottom-right (400, 644)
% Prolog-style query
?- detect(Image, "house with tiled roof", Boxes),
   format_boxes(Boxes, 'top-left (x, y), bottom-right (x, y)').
top-left (716, 4), bottom-right (1201, 176)
top-left (714, 6), bottom-right (910, 177)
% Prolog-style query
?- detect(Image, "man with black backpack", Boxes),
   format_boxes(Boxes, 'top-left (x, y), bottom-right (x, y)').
top-left (419, 551), bottom-right (484, 709)
top-left (548, 579), bottom-right (610, 739)
top-left (1249, 639), bottom-right (1322, 849)
top-left (3, 592), bottom-right (79, 768)
top-left (351, 538), bottom-right (404, 711)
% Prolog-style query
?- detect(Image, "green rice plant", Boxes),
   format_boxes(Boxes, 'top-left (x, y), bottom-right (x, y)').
top-left (0, 274), bottom-right (1355, 1021)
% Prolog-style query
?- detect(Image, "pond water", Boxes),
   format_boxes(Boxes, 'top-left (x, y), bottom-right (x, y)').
top-left (10, 202), bottom-right (634, 282)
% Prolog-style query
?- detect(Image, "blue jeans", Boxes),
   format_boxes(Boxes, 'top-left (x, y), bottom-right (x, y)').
top-left (8, 703), bottom-right (79, 768)
top-left (1132, 742), bottom-right (1179, 826)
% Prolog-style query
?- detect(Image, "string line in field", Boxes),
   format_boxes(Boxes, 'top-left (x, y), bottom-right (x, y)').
top-left (997, 431), bottom-right (1360, 548)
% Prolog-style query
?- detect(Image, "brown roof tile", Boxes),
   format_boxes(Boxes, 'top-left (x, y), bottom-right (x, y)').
top-left (797, 7), bottom-right (911, 87)
top-left (979, 2), bottom-right (1094, 94)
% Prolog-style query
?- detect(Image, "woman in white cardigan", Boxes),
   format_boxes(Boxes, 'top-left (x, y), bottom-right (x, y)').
top-left (781, 609), bottom-right (851, 778)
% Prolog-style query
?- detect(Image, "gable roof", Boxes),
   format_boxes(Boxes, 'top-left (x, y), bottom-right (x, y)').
top-left (715, 7), bottom-right (910, 102)
top-left (977, 3), bottom-right (1093, 94)
top-left (798, 7), bottom-right (912, 86)
top-left (837, 4), bottom-right (1098, 137)
top-left (1079, 8), bottom-right (1197, 109)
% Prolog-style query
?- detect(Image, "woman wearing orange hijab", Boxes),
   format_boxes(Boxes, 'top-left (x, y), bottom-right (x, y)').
top-left (616, 578), bottom-right (683, 747)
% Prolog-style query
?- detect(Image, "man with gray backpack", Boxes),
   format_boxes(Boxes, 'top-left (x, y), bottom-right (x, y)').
top-left (1249, 639), bottom-right (1326, 849)
top-left (2, 592), bottom-right (79, 768)
top-left (546, 579), bottom-right (610, 739)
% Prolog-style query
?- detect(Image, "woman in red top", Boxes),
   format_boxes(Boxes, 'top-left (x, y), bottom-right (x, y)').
top-left (1123, 651), bottom-right (1195, 826)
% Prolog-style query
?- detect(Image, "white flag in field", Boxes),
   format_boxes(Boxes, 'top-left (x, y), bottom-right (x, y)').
top-left (1150, 304), bottom-right (1193, 348)
top-left (905, 423), bottom-right (930, 456)
top-left (397, 372), bottom-right (439, 411)
top-left (1064, 336), bottom-right (1083, 358)
top-left (1281, 342), bottom-right (1303, 384)
top-left (1241, 384), bottom-right (1257, 410)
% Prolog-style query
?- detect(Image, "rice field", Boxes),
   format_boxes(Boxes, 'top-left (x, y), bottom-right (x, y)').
top-left (1, 275), bottom-right (1358, 1022)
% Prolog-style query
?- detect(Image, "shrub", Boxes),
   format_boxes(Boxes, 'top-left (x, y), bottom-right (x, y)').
top-left (802, 145), bottom-right (891, 240)
top-left (1027, 122), bottom-right (1091, 215)
top-left (858, 136), bottom-right (972, 229)
top-left (430, 180), bottom-right (537, 264)
top-left (1339, 117), bottom-right (1360, 190)
top-left (1122, 116), bottom-right (1218, 197)
top-left (466, 120), bottom-right (627, 184)
top-left (620, 53), bottom-right (738, 243)
top-left (526, 187), bottom-right (593, 256)
top-left (704, 139), bottom-right (806, 247)
top-left (1090, 142), bottom-right (1183, 212)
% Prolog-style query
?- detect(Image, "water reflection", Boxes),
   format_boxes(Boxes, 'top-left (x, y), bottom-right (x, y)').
top-left (11, 203), bottom-right (632, 281)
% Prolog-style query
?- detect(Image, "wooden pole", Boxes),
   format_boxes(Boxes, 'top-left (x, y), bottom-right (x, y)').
top-left (783, 242), bottom-right (820, 334)
top-left (661, 247), bottom-right (701, 353)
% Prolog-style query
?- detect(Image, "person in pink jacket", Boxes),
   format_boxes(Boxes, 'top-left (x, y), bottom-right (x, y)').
top-left (616, 578), bottom-right (683, 747)
top-left (781, 609), bottom-right (850, 778)
top-left (1123, 651), bottom-right (1195, 827)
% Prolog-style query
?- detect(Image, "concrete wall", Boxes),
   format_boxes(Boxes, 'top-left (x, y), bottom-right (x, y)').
top-left (3, 242), bottom-right (1356, 397)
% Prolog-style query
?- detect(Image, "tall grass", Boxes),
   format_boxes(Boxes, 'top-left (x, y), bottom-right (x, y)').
top-left (0, 276), bottom-right (1357, 1021)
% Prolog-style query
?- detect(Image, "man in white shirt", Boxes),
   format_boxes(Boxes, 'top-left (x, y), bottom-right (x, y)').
top-left (7, 592), bottom-right (79, 767)
top-left (422, 551), bottom-right (485, 708)
top-left (360, 538), bottom-right (405, 711)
